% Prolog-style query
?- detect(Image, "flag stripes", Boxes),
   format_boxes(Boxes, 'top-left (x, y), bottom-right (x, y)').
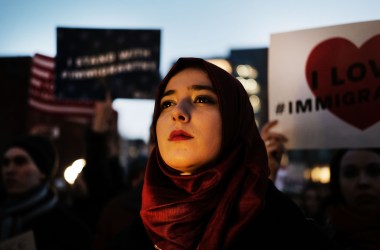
top-left (29, 53), bottom-right (95, 120)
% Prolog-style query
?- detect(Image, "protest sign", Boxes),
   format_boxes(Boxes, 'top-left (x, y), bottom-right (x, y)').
top-left (269, 20), bottom-right (380, 149)
top-left (55, 27), bottom-right (161, 100)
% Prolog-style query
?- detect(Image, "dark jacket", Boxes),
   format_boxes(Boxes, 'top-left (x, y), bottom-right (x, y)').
top-left (108, 181), bottom-right (339, 250)
top-left (232, 181), bottom-right (339, 249)
top-left (0, 184), bottom-right (92, 250)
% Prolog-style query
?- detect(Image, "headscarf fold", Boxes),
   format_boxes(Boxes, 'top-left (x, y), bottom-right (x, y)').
top-left (141, 58), bottom-right (269, 250)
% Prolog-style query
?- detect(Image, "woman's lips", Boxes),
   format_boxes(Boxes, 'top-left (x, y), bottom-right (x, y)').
top-left (169, 130), bottom-right (193, 141)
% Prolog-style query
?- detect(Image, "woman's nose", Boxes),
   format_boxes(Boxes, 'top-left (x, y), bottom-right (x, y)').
top-left (171, 101), bottom-right (190, 122)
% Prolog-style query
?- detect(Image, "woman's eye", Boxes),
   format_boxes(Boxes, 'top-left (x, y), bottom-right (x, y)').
top-left (160, 100), bottom-right (174, 110)
top-left (195, 96), bottom-right (216, 104)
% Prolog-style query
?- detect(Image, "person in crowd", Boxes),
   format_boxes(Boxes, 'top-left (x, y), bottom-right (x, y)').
top-left (92, 154), bottom-right (148, 250)
top-left (325, 148), bottom-right (380, 250)
top-left (72, 93), bottom-right (125, 233)
top-left (135, 57), bottom-right (339, 249)
top-left (0, 135), bottom-right (92, 250)
top-left (300, 181), bottom-right (327, 226)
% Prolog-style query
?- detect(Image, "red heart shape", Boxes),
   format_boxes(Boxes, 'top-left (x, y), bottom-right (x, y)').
top-left (305, 34), bottom-right (380, 130)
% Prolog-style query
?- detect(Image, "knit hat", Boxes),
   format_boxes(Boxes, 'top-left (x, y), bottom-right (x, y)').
top-left (1, 135), bottom-right (58, 179)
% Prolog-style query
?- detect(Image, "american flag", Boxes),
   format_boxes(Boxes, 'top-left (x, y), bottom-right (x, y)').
top-left (29, 53), bottom-right (95, 123)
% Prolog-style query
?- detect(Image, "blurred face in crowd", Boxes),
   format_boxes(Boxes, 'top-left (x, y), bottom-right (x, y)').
top-left (156, 67), bottom-right (222, 175)
top-left (339, 149), bottom-right (380, 214)
top-left (303, 188), bottom-right (321, 216)
top-left (1, 147), bottom-right (46, 194)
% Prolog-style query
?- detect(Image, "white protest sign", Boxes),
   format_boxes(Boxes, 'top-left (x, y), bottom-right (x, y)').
top-left (268, 20), bottom-right (380, 149)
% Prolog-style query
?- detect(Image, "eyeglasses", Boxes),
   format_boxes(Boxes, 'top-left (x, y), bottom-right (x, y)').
top-left (1, 155), bottom-right (30, 167)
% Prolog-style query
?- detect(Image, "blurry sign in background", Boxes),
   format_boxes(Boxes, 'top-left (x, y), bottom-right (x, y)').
top-left (55, 27), bottom-right (161, 100)
top-left (269, 20), bottom-right (380, 149)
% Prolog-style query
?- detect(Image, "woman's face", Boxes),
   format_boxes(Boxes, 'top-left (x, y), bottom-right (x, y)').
top-left (156, 67), bottom-right (222, 174)
top-left (339, 149), bottom-right (380, 214)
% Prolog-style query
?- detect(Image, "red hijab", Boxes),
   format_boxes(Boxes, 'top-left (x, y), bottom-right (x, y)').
top-left (141, 58), bottom-right (269, 250)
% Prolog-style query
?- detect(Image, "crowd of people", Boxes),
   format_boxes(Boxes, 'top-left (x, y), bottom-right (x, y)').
top-left (1, 57), bottom-right (379, 250)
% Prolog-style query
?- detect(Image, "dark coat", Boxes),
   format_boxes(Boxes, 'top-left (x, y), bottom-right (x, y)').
top-left (0, 185), bottom-right (92, 250)
top-left (108, 181), bottom-right (339, 250)
top-left (232, 181), bottom-right (340, 249)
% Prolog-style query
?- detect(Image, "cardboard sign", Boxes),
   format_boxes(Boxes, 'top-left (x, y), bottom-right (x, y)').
top-left (0, 231), bottom-right (36, 250)
top-left (55, 27), bottom-right (161, 101)
top-left (268, 20), bottom-right (380, 149)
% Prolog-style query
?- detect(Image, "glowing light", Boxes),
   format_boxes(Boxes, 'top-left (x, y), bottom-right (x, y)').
top-left (307, 165), bottom-right (330, 184)
top-left (206, 59), bottom-right (233, 74)
top-left (236, 65), bottom-right (258, 79)
top-left (238, 77), bottom-right (260, 95)
top-left (63, 158), bottom-right (86, 185)
top-left (72, 159), bottom-right (86, 169)
top-left (249, 95), bottom-right (261, 112)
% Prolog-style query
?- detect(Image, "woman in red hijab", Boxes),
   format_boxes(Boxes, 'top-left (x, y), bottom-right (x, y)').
top-left (139, 58), bottom-right (338, 250)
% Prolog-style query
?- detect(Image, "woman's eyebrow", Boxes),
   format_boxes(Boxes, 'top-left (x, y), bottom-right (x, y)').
top-left (162, 84), bottom-right (216, 98)
top-left (162, 89), bottom-right (175, 98)
top-left (190, 84), bottom-right (216, 93)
